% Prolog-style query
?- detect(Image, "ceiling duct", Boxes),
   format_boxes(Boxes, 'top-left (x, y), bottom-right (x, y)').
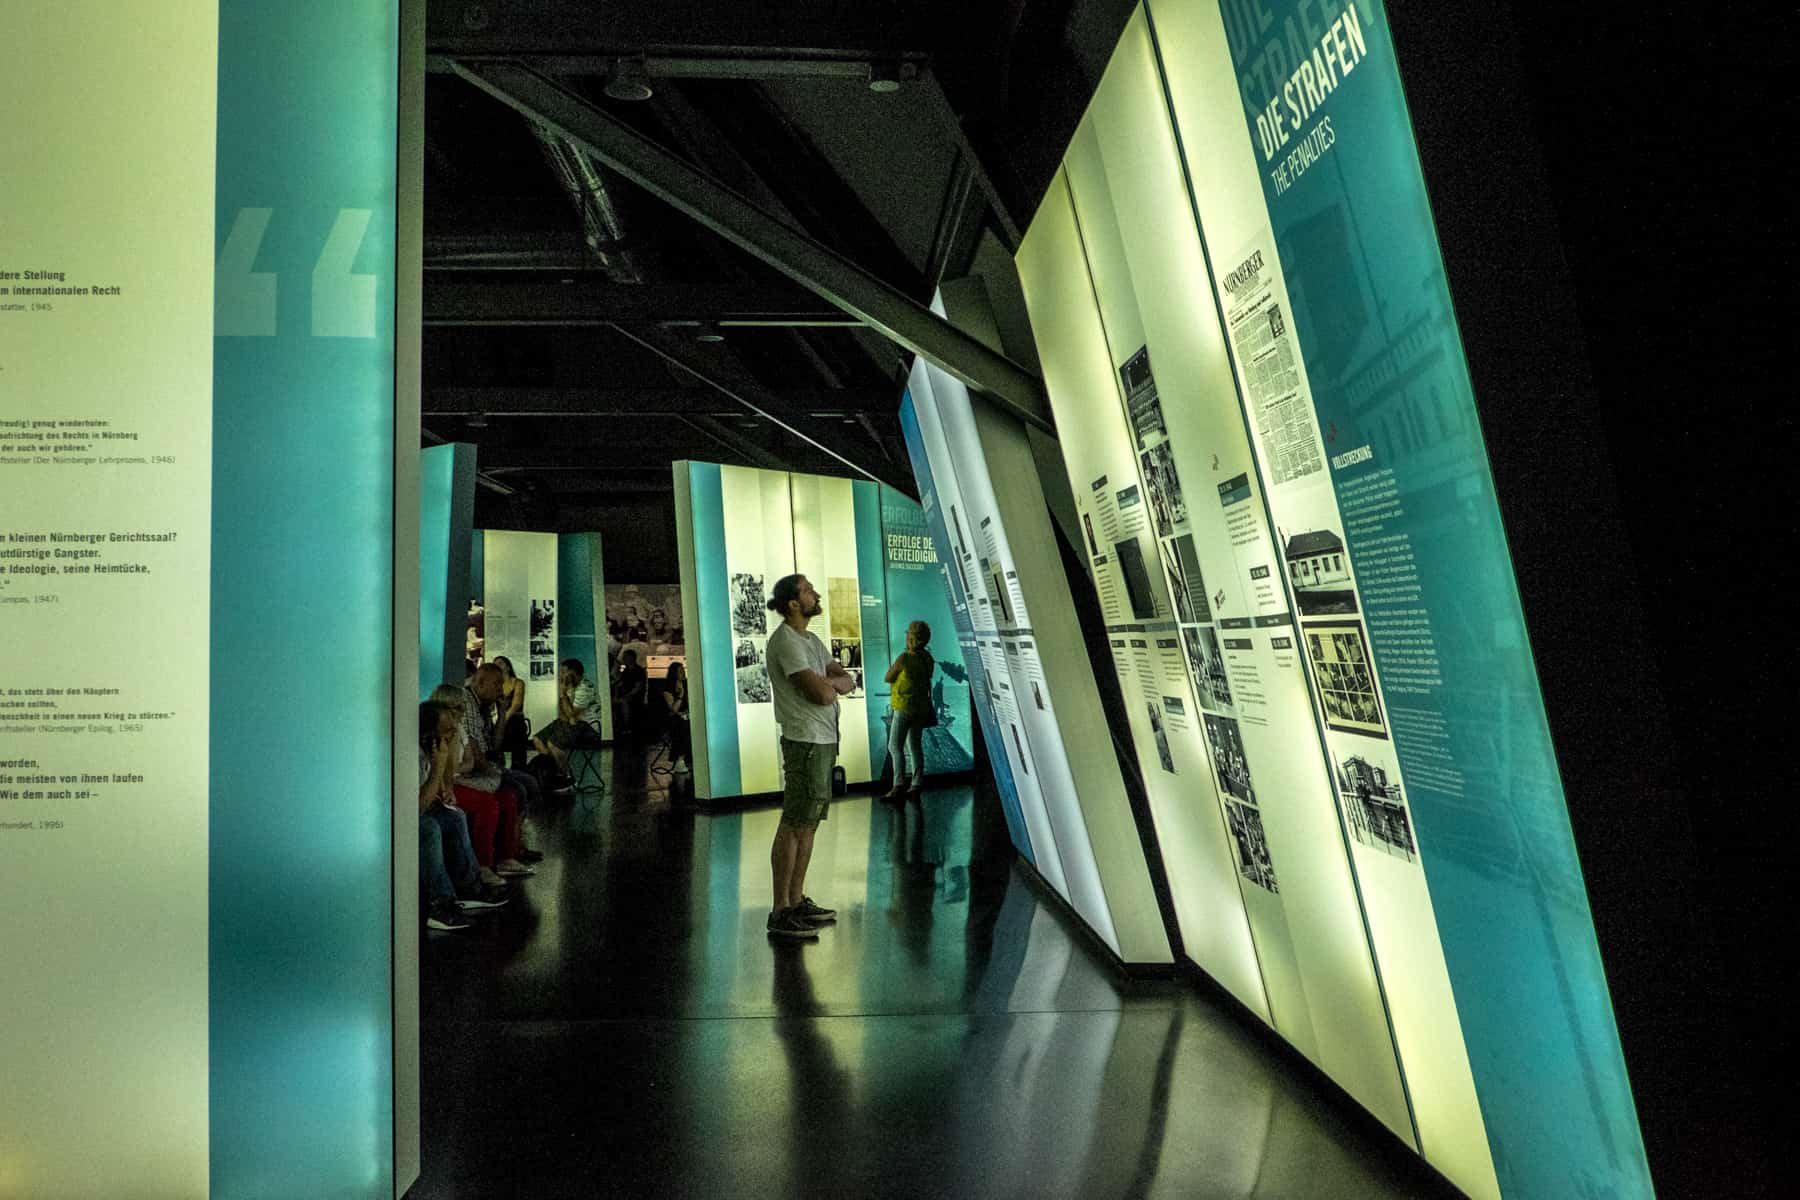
top-left (529, 123), bottom-right (644, 284)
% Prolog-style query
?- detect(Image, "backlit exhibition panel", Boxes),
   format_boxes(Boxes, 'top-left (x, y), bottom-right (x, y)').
top-left (1, 3), bottom-right (404, 1195)
top-left (673, 462), bottom-right (972, 805)
top-left (902, 310), bottom-right (1173, 965)
top-left (1013, 3), bottom-right (1650, 1196)
top-left (420, 443), bottom-right (476, 699)
top-left (467, 530), bottom-right (608, 740)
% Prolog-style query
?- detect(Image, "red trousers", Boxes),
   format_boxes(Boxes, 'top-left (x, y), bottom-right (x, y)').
top-left (451, 783), bottom-right (520, 866)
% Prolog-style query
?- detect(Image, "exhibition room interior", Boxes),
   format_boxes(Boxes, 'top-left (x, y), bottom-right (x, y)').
top-left (1, 1), bottom-right (1779, 1198)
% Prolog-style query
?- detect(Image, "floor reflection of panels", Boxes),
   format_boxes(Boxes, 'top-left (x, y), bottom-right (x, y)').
top-left (417, 749), bottom-right (1458, 1199)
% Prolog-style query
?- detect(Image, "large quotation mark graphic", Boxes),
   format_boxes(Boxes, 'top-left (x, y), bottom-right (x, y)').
top-left (215, 207), bottom-right (377, 338)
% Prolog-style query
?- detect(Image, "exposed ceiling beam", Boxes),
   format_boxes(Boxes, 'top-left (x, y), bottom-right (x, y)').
top-left (424, 280), bottom-right (855, 326)
top-left (426, 1), bottom-right (937, 56)
top-left (423, 386), bottom-right (890, 417)
top-left (608, 321), bottom-right (918, 496)
top-left (445, 59), bottom-right (1052, 432)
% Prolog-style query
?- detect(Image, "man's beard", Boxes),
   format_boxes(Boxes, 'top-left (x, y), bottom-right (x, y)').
top-left (805, 597), bottom-right (823, 618)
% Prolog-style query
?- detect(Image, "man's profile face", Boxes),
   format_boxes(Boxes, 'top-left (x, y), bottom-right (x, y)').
top-left (792, 577), bottom-right (822, 619)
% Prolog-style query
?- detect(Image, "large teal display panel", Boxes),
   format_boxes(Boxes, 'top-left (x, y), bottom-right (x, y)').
top-left (877, 483), bottom-right (975, 777)
top-left (211, 2), bottom-right (399, 1196)
top-left (420, 443), bottom-right (476, 698)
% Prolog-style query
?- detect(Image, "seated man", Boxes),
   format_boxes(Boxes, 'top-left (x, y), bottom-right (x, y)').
top-left (538, 658), bottom-right (604, 781)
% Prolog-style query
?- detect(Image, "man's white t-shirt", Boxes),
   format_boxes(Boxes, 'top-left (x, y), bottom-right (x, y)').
top-left (766, 622), bottom-right (838, 745)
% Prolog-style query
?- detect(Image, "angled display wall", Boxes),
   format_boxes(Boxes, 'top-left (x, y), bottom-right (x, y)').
top-left (900, 295), bottom-right (1175, 966)
top-left (1013, 3), bottom-right (1649, 1197)
top-left (420, 443), bottom-right (476, 699)
top-left (672, 462), bottom-right (972, 805)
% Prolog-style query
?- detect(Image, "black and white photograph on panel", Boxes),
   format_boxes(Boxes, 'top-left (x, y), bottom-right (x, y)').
top-left (529, 637), bottom-right (554, 660)
top-left (1182, 626), bottom-right (1234, 713)
top-left (1147, 701), bottom-right (1175, 774)
top-left (1226, 801), bottom-right (1280, 893)
top-left (1140, 441), bottom-right (1187, 537)
top-left (734, 638), bottom-right (771, 705)
top-left (1283, 528), bottom-right (1358, 615)
top-left (1111, 538), bottom-right (1159, 621)
top-left (530, 599), bottom-right (556, 639)
top-left (1305, 619), bottom-right (1387, 738)
top-left (730, 572), bottom-right (767, 637)
top-left (1164, 545), bottom-right (1196, 623)
top-left (530, 660), bottom-right (555, 680)
top-left (1172, 534), bottom-right (1211, 623)
top-left (829, 638), bottom-right (862, 672)
top-left (1335, 749), bottom-right (1419, 863)
top-left (1120, 346), bottom-right (1164, 447)
top-left (1202, 712), bottom-right (1256, 808)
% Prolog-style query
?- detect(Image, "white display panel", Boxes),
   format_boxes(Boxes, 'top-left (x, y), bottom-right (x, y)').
top-left (905, 291), bottom-right (1173, 964)
top-left (482, 530), bottom-right (560, 731)
top-left (719, 464), bottom-right (797, 795)
top-left (0, 5), bottom-right (218, 1193)
top-left (790, 472), bottom-right (872, 784)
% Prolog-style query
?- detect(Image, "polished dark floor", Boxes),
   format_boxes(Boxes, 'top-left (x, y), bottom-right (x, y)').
top-left (415, 749), bottom-right (1459, 1199)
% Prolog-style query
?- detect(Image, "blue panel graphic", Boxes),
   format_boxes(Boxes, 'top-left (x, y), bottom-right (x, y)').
top-left (853, 481), bottom-right (892, 766)
top-left (210, 3), bottom-right (398, 1196)
top-left (558, 533), bottom-right (600, 682)
top-left (688, 463), bottom-right (740, 796)
top-left (1173, 0), bottom-right (1650, 1192)
top-left (899, 395), bottom-right (1033, 861)
top-left (880, 483), bottom-right (975, 778)
top-left (420, 445), bottom-right (454, 697)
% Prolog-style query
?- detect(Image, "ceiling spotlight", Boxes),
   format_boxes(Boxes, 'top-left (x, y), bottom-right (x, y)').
top-left (604, 59), bottom-right (654, 101)
top-left (695, 327), bottom-right (726, 344)
top-left (868, 62), bottom-right (901, 93)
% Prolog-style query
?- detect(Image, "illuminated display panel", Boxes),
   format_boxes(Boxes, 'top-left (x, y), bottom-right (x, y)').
top-left (673, 462), bottom-right (972, 808)
top-left (2, 3), bottom-right (405, 1194)
top-left (1011, 2), bottom-right (1650, 1195)
top-left (902, 350), bottom-right (1175, 963)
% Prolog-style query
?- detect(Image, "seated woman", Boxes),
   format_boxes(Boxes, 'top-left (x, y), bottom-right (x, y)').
top-left (490, 655), bottom-right (536, 770)
top-left (430, 684), bottom-right (530, 880)
top-left (883, 620), bottom-right (936, 800)
top-left (663, 660), bottom-right (691, 774)
top-left (418, 701), bottom-right (506, 930)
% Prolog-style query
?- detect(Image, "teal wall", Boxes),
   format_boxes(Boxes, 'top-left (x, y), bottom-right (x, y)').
top-left (210, 3), bottom-right (399, 1195)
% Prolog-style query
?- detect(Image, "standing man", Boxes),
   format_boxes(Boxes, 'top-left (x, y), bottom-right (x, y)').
top-left (613, 648), bottom-right (648, 742)
top-left (764, 574), bottom-right (855, 940)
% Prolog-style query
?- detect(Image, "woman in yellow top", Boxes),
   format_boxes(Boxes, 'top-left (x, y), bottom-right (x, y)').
top-left (882, 620), bottom-right (936, 800)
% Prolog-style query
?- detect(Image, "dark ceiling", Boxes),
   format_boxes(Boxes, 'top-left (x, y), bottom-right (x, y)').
top-left (422, 0), bottom-right (1136, 560)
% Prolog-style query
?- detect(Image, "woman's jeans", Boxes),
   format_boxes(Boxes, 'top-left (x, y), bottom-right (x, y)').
top-left (421, 803), bottom-right (480, 903)
top-left (887, 710), bottom-right (926, 788)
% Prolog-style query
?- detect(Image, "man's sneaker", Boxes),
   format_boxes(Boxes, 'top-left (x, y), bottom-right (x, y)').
top-left (517, 847), bottom-right (545, 863)
top-left (495, 858), bottom-right (535, 877)
top-left (766, 908), bottom-right (820, 940)
top-left (478, 866), bottom-right (507, 888)
top-left (794, 896), bottom-right (836, 924)
top-left (426, 898), bottom-right (471, 931)
top-left (457, 884), bottom-right (509, 911)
